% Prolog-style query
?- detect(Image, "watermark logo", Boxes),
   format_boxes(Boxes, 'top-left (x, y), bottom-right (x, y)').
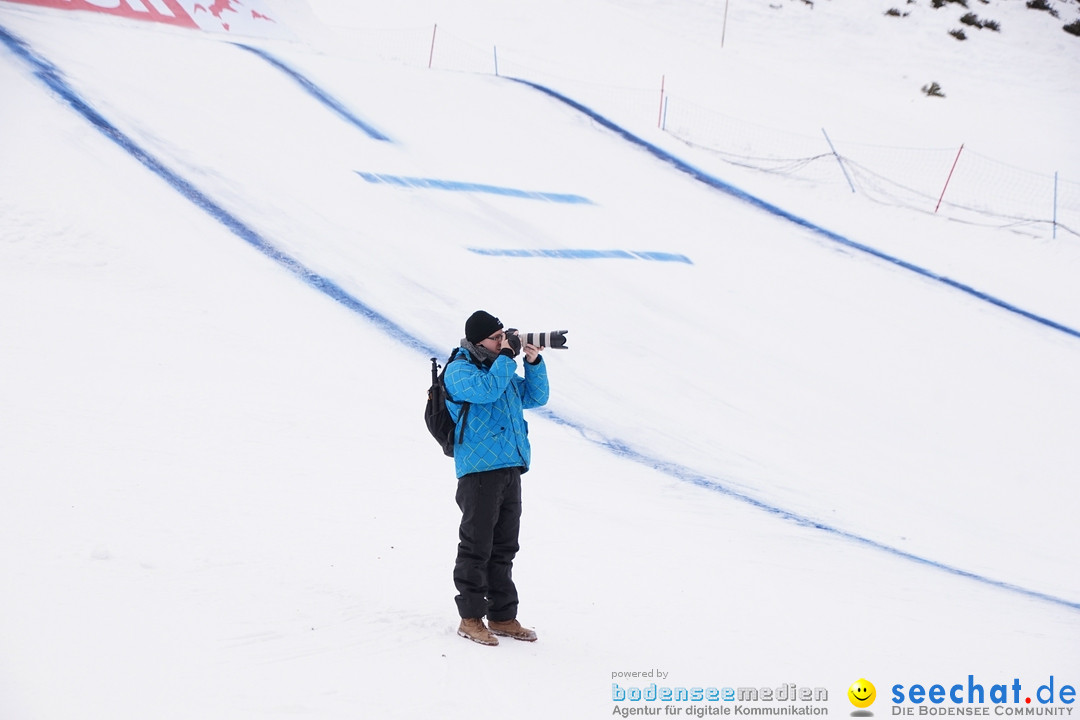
top-left (849, 679), bottom-right (877, 715)
top-left (890, 675), bottom-right (1076, 714)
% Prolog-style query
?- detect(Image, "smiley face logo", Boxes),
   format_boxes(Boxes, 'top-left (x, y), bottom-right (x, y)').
top-left (848, 679), bottom-right (876, 709)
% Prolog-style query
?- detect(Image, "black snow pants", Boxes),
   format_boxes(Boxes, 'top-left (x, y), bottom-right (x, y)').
top-left (454, 467), bottom-right (522, 622)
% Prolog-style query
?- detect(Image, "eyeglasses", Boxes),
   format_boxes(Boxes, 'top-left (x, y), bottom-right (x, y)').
top-left (484, 331), bottom-right (506, 343)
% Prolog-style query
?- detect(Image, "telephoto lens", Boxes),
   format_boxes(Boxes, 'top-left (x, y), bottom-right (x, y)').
top-left (520, 331), bottom-right (569, 349)
top-left (505, 329), bottom-right (569, 353)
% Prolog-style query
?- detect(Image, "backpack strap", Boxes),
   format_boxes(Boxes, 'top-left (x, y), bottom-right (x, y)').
top-left (441, 348), bottom-right (462, 404)
top-left (457, 403), bottom-right (471, 445)
top-left (443, 347), bottom-right (477, 448)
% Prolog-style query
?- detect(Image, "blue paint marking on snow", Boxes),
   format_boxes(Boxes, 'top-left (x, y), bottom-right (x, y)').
top-left (468, 248), bottom-right (693, 264)
top-left (5, 24), bottom-right (1076, 612)
top-left (531, 406), bottom-right (1080, 612)
top-left (509, 77), bottom-right (1080, 343)
top-left (356, 171), bottom-right (592, 204)
top-left (233, 43), bottom-right (391, 143)
top-left (0, 25), bottom-right (417, 353)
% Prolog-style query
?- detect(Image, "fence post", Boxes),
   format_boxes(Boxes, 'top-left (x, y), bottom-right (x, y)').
top-left (822, 128), bottom-right (855, 194)
top-left (662, 95), bottom-right (669, 131)
top-left (722, 0), bottom-right (731, 48)
top-left (428, 23), bottom-right (437, 69)
top-left (657, 75), bottom-right (665, 128)
top-left (1053, 171), bottom-right (1059, 239)
top-left (935, 144), bottom-right (964, 213)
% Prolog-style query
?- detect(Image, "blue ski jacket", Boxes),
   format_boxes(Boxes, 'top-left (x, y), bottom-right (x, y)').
top-left (443, 349), bottom-right (549, 479)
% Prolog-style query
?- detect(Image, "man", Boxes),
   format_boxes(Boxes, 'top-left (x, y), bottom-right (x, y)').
top-left (444, 310), bottom-right (550, 646)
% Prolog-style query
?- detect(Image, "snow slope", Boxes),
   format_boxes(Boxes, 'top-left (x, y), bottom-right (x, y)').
top-left (1, 1), bottom-right (1078, 718)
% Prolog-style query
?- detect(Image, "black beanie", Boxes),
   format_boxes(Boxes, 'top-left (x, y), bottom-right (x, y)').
top-left (465, 310), bottom-right (503, 343)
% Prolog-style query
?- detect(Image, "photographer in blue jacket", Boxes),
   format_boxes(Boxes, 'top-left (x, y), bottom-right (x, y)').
top-left (444, 310), bottom-right (549, 646)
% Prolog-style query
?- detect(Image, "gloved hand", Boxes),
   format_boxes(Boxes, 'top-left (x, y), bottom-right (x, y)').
top-left (505, 328), bottom-right (522, 357)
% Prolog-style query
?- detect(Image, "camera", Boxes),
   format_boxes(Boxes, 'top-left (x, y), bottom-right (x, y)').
top-left (505, 328), bottom-right (569, 355)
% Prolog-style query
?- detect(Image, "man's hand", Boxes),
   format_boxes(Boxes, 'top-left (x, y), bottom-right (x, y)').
top-left (523, 343), bottom-right (543, 363)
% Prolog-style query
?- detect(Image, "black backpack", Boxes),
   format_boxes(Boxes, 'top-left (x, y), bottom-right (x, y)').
top-left (424, 348), bottom-right (474, 457)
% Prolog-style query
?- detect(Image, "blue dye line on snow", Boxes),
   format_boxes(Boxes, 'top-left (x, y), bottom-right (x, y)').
top-left (0, 25), bottom-right (417, 353)
top-left (509, 77), bottom-right (1080, 343)
top-left (468, 247), bottom-right (693, 264)
top-left (531, 408), bottom-right (1080, 613)
top-left (233, 43), bottom-right (391, 143)
top-left (4, 24), bottom-right (1076, 612)
top-left (357, 171), bottom-right (592, 204)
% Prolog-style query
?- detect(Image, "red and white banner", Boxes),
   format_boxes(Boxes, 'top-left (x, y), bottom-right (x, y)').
top-left (1, 0), bottom-right (290, 37)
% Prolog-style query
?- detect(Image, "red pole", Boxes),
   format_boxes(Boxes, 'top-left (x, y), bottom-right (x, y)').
top-left (657, 75), bottom-right (665, 128)
top-left (935, 143), bottom-right (964, 213)
top-left (428, 23), bottom-right (437, 69)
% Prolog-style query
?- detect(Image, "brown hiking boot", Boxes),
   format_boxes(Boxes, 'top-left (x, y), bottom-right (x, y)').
top-left (458, 618), bottom-right (498, 646)
top-left (487, 618), bottom-right (538, 642)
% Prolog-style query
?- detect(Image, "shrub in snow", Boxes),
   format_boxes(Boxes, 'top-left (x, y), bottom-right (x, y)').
top-left (960, 12), bottom-right (1001, 30)
top-left (1026, 0), bottom-right (1060, 18)
top-left (922, 81), bottom-right (946, 97)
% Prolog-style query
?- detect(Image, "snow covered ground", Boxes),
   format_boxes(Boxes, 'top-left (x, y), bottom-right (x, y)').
top-left (1, 1), bottom-right (1078, 718)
